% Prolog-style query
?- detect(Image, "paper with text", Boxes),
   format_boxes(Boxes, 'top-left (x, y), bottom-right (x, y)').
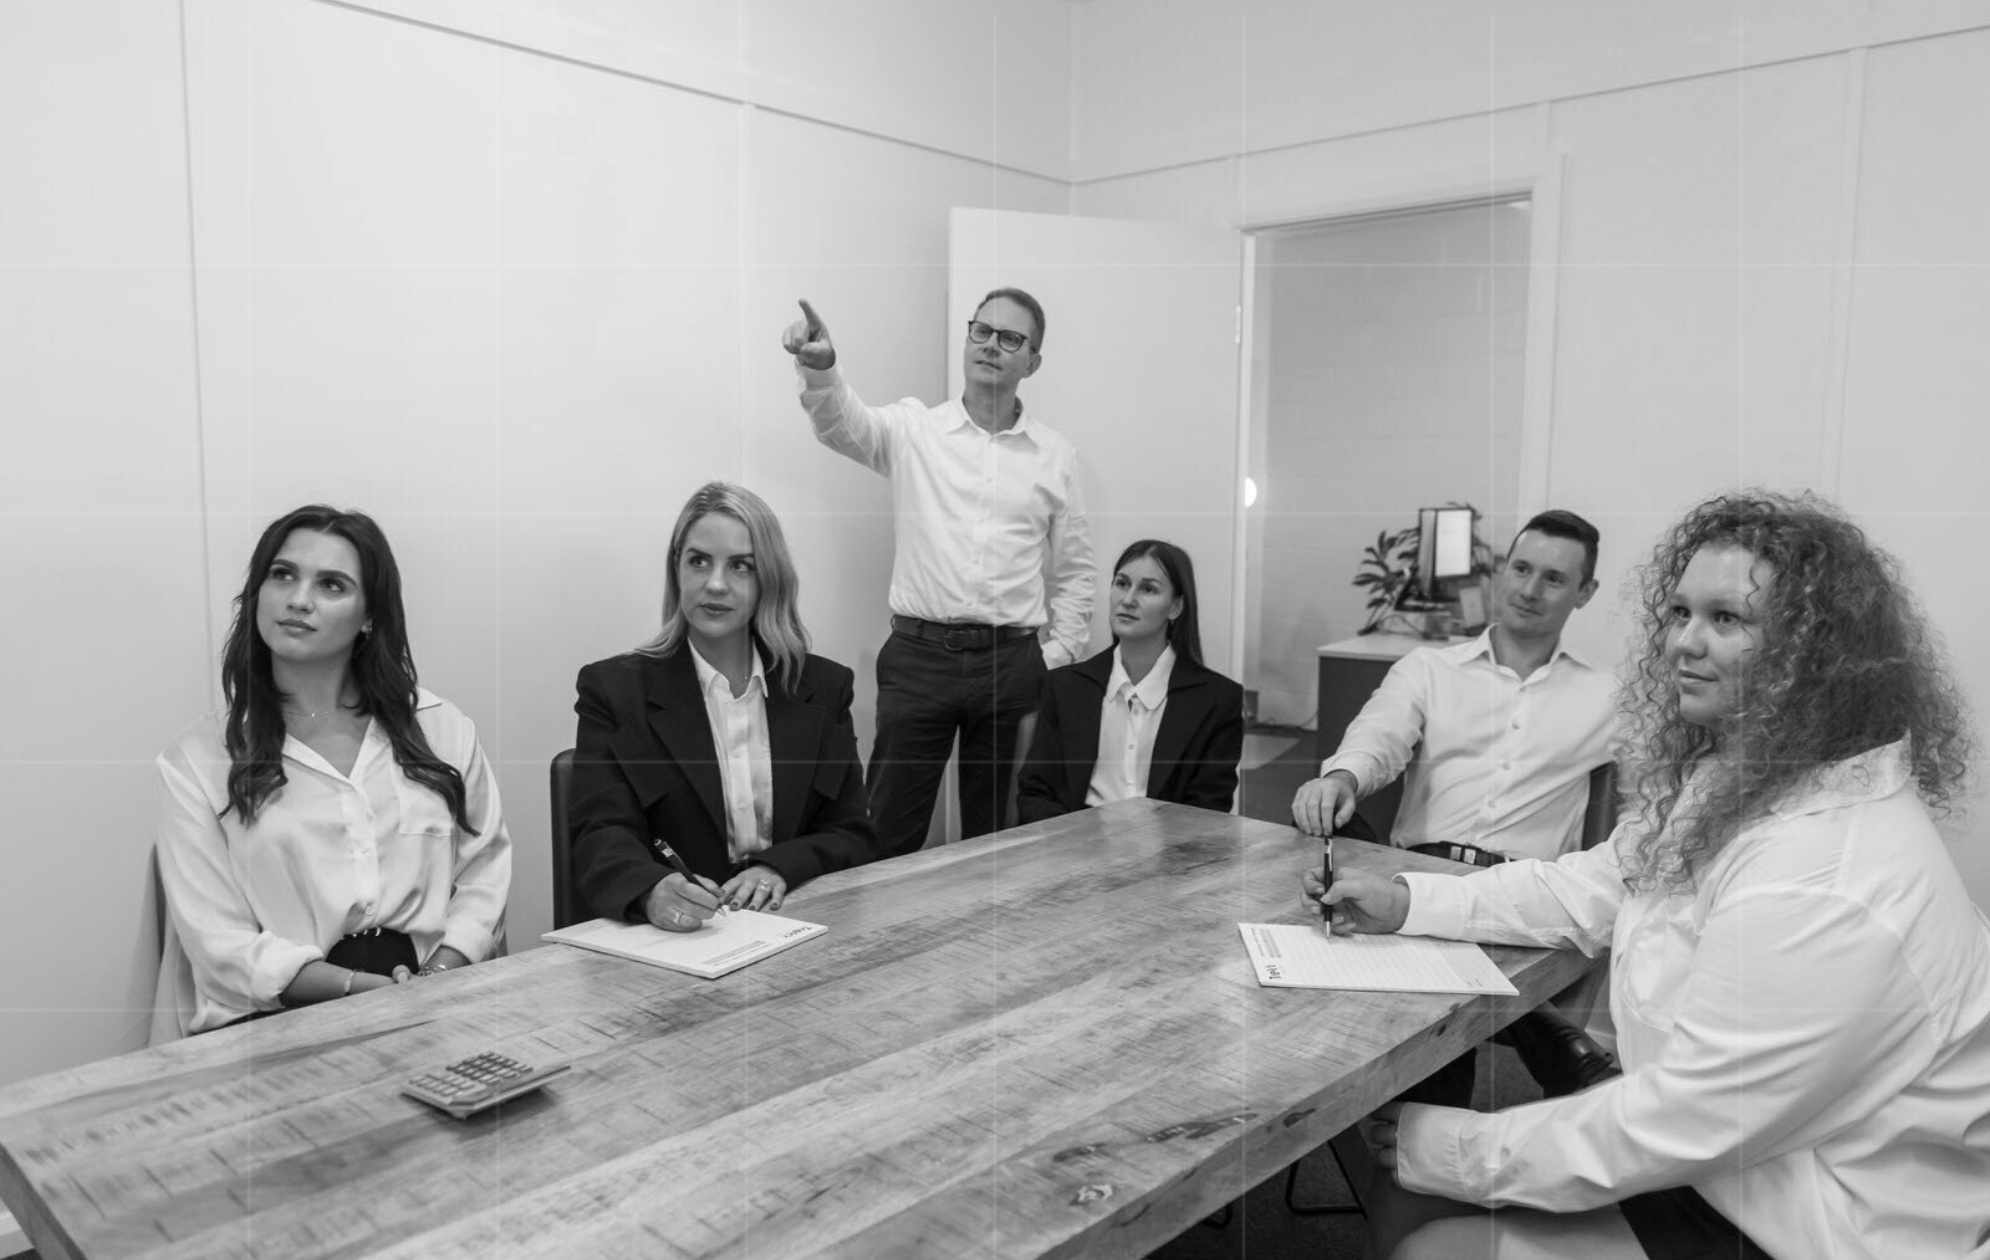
top-left (1238, 923), bottom-right (1517, 995)
top-left (544, 911), bottom-right (826, 980)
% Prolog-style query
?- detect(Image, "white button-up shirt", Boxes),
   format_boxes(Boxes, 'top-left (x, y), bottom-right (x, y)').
top-left (1394, 741), bottom-right (1990, 1260)
top-left (1321, 630), bottom-right (1619, 859)
top-left (1085, 645), bottom-right (1176, 807)
top-left (688, 642), bottom-right (773, 866)
top-left (797, 365), bottom-right (1094, 669)
top-left (154, 690), bottom-right (511, 1035)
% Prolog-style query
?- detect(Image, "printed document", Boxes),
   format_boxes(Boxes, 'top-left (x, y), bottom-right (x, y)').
top-left (1238, 923), bottom-right (1517, 995)
top-left (544, 911), bottom-right (825, 980)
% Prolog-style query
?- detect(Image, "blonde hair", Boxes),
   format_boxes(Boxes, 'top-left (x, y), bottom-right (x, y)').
top-left (637, 482), bottom-right (810, 687)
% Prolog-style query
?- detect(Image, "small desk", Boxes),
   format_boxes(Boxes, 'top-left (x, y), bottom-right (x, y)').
top-left (0, 801), bottom-right (1587, 1260)
top-left (1316, 634), bottom-right (1471, 837)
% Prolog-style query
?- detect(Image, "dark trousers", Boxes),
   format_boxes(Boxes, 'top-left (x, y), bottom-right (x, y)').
top-left (869, 629), bottom-right (1046, 858)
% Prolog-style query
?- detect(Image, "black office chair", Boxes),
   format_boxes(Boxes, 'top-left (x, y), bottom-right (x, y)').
top-left (549, 748), bottom-right (586, 929)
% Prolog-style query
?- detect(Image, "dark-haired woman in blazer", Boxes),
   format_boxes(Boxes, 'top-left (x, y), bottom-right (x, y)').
top-left (1018, 540), bottom-right (1245, 822)
top-left (569, 482), bottom-right (879, 932)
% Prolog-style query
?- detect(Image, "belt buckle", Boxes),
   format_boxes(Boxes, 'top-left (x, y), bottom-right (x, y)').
top-left (941, 625), bottom-right (976, 651)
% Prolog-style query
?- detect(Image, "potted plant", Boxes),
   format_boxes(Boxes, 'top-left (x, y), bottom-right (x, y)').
top-left (1354, 502), bottom-right (1494, 634)
top-left (1354, 526), bottom-right (1419, 633)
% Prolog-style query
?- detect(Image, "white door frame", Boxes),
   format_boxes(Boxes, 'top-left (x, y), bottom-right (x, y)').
top-left (1228, 157), bottom-right (1568, 708)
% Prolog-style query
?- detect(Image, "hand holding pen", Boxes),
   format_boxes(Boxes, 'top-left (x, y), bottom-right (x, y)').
top-left (1299, 835), bottom-right (1412, 937)
top-left (643, 838), bottom-right (726, 933)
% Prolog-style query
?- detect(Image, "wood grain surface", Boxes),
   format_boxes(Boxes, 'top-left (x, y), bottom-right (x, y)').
top-left (0, 801), bottom-right (1591, 1260)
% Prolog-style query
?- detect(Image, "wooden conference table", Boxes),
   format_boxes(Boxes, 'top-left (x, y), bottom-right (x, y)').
top-left (0, 801), bottom-right (1589, 1260)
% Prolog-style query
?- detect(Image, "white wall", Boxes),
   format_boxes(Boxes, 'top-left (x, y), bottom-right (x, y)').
top-left (1070, 6), bottom-right (1990, 908)
top-left (0, 0), bottom-right (211, 1087)
top-left (0, 0), bottom-right (1071, 1090)
top-left (1249, 204), bottom-right (1530, 727)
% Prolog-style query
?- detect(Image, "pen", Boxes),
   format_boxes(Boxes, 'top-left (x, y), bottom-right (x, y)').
top-left (1322, 833), bottom-right (1339, 929)
top-left (648, 837), bottom-right (727, 916)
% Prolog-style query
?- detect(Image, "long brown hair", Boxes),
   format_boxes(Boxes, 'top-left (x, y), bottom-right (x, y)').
top-left (220, 506), bottom-right (473, 831)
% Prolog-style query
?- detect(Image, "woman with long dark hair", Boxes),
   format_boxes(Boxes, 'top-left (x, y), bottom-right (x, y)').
top-left (1312, 491), bottom-right (1989, 1259)
top-left (568, 482), bottom-right (878, 931)
top-left (1016, 539), bottom-right (1244, 822)
top-left (153, 506), bottom-right (510, 1039)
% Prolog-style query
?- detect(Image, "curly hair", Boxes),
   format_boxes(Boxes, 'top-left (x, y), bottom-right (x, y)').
top-left (1621, 490), bottom-right (1972, 891)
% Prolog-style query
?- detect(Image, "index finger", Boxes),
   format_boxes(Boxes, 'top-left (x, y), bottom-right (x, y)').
top-left (677, 878), bottom-right (722, 910)
top-left (797, 298), bottom-right (824, 337)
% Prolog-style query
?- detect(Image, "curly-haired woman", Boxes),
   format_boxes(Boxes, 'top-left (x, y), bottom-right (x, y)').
top-left (1310, 490), bottom-right (1989, 1259)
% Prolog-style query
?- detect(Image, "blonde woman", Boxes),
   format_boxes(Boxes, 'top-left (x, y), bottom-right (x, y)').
top-left (569, 482), bottom-right (879, 931)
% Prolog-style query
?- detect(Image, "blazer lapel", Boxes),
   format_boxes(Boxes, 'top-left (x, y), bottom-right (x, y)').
top-left (647, 650), bottom-right (728, 834)
top-left (1146, 661), bottom-right (1209, 797)
top-left (766, 667), bottom-right (824, 845)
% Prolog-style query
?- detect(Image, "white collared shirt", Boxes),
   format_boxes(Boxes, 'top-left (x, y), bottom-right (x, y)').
top-left (1392, 741), bottom-right (1990, 1260)
top-left (797, 365), bottom-right (1094, 669)
top-left (154, 689), bottom-right (511, 1035)
top-left (688, 642), bottom-right (774, 865)
top-left (1320, 629), bottom-right (1620, 859)
top-left (1085, 645), bottom-right (1176, 807)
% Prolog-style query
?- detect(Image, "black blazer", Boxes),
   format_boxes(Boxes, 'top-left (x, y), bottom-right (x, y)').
top-left (1016, 648), bottom-right (1246, 823)
top-left (569, 648), bottom-right (880, 921)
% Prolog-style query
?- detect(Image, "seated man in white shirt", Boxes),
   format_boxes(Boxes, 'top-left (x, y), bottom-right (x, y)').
top-left (1293, 510), bottom-right (1621, 1112)
top-left (1292, 509), bottom-right (1619, 865)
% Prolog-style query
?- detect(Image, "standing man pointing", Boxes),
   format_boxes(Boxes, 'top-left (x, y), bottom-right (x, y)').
top-left (784, 293), bottom-right (1094, 856)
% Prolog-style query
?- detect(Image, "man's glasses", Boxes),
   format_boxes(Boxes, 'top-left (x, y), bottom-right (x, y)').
top-left (966, 321), bottom-right (1031, 354)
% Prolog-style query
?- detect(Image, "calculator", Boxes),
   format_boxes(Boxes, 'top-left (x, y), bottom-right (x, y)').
top-left (402, 1051), bottom-right (571, 1119)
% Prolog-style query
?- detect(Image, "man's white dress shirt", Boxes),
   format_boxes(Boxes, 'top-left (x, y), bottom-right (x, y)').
top-left (797, 365), bottom-right (1094, 668)
top-left (688, 642), bottom-right (774, 865)
top-left (1321, 630), bottom-right (1619, 859)
top-left (1394, 741), bottom-right (1990, 1260)
top-left (1085, 645), bottom-right (1175, 807)
top-left (154, 690), bottom-right (511, 1036)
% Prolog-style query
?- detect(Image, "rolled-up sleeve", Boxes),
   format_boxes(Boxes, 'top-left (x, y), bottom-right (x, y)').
top-left (154, 749), bottom-right (319, 1014)
top-left (439, 722), bottom-right (510, 963)
top-left (1040, 460), bottom-right (1094, 669)
top-left (1320, 652), bottom-right (1433, 794)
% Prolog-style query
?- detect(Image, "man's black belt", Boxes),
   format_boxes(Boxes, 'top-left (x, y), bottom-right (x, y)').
top-left (1407, 840), bottom-right (1511, 869)
top-left (890, 615), bottom-right (1037, 651)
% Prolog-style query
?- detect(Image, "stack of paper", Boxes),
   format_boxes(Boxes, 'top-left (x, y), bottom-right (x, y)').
top-left (543, 911), bottom-right (825, 980)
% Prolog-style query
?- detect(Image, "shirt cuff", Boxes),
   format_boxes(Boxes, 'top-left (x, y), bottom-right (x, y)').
top-left (441, 918), bottom-right (499, 965)
top-left (1395, 1102), bottom-right (1478, 1202)
top-left (1318, 755), bottom-right (1371, 793)
top-left (796, 363), bottom-right (843, 392)
top-left (255, 940), bottom-right (326, 1006)
top-left (1397, 871), bottom-right (1472, 939)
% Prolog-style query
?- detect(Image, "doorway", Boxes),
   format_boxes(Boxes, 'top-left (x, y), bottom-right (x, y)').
top-left (1242, 197), bottom-right (1533, 734)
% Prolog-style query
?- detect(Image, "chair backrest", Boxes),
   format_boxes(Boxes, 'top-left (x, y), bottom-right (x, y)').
top-left (1579, 761), bottom-right (1621, 852)
top-left (549, 748), bottom-right (584, 929)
